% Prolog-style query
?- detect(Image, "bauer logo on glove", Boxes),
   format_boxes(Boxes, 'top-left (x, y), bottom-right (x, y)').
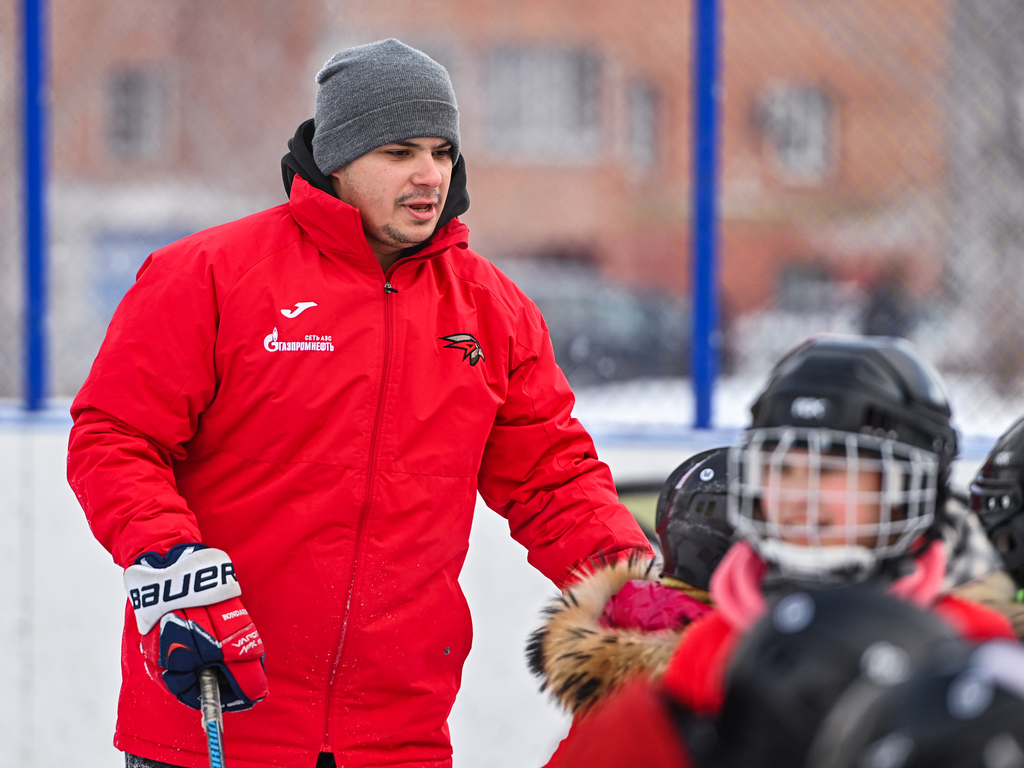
top-left (125, 544), bottom-right (242, 634)
top-left (124, 543), bottom-right (269, 712)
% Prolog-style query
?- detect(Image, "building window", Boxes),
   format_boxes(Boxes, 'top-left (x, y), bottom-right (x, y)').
top-left (108, 68), bottom-right (166, 160)
top-left (758, 83), bottom-right (832, 184)
top-left (93, 230), bottom-right (189, 322)
top-left (482, 47), bottom-right (601, 160)
top-left (776, 263), bottom-right (836, 312)
top-left (627, 81), bottom-right (659, 170)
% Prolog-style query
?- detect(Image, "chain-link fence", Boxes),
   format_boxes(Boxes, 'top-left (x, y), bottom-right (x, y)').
top-left (1, 1), bottom-right (21, 398)
top-left (717, 0), bottom-right (1024, 441)
top-left (4, 0), bottom-right (1024, 440)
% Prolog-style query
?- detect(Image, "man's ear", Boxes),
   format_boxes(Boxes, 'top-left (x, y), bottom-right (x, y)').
top-left (329, 170), bottom-right (344, 201)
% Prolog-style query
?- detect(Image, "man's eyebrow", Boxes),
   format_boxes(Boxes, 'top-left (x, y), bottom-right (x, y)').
top-left (388, 139), bottom-right (452, 150)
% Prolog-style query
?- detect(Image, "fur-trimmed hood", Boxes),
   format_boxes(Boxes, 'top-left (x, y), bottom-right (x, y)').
top-left (527, 557), bottom-right (698, 716)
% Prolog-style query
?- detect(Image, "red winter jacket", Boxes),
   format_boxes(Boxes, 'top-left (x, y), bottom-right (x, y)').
top-left (662, 542), bottom-right (1017, 716)
top-left (553, 680), bottom-right (694, 768)
top-left (68, 176), bottom-right (651, 768)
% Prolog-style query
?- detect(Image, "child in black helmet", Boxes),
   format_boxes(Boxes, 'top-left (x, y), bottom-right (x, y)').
top-left (664, 335), bottom-right (1015, 719)
top-left (528, 447), bottom-right (734, 767)
top-left (528, 449), bottom-right (733, 711)
top-left (969, 414), bottom-right (1024, 636)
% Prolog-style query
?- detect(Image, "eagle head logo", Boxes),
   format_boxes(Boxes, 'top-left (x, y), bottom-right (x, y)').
top-left (440, 333), bottom-right (485, 367)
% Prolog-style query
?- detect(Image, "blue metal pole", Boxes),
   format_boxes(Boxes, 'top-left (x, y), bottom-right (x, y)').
top-left (690, 0), bottom-right (721, 429)
top-left (22, 0), bottom-right (48, 411)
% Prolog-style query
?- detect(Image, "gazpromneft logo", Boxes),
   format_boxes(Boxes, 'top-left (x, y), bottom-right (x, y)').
top-left (264, 327), bottom-right (334, 352)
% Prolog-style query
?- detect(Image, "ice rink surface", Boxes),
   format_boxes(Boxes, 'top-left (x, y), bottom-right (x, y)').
top-left (0, 391), bottom-right (998, 768)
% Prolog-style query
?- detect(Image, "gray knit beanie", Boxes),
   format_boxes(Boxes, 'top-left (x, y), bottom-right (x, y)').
top-left (312, 39), bottom-right (460, 176)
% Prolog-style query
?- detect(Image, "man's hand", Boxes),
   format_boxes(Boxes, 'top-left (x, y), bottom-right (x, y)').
top-left (124, 543), bottom-right (268, 711)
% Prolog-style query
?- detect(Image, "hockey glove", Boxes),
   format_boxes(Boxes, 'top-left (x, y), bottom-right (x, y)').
top-left (124, 543), bottom-right (268, 712)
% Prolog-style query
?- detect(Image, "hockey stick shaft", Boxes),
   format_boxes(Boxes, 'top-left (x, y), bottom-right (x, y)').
top-left (200, 667), bottom-right (226, 768)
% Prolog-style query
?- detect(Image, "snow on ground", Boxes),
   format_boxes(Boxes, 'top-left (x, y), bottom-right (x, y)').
top-left (449, 506), bottom-right (571, 767)
top-left (0, 375), bottom-right (1012, 767)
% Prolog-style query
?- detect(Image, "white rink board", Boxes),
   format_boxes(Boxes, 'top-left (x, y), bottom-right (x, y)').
top-left (0, 417), bottom-right (125, 768)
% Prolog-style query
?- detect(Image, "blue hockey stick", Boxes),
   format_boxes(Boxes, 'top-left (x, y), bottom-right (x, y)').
top-left (200, 667), bottom-right (226, 768)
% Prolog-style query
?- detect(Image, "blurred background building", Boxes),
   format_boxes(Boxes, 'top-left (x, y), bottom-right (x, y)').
top-left (4, 0), bottom-right (1024, 434)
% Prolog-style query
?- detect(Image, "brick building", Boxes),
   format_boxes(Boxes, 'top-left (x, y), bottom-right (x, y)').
top-left (2, 0), bottom-right (956, 394)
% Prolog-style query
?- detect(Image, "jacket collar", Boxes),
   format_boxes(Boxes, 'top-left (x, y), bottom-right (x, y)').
top-left (288, 175), bottom-right (469, 269)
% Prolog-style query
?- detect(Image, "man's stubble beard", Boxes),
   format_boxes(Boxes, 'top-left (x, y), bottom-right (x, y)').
top-left (377, 220), bottom-right (432, 247)
top-left (381, 188), bottom-right (443, 247)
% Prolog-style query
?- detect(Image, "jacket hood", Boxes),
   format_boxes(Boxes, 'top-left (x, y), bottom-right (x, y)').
top-left (281, 118), bottom-right (470, 258)
top-left (526, 556), bottom-right (687, 715)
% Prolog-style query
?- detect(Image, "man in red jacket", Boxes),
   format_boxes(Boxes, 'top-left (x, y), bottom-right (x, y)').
top-left (68, 39), bottom-right (651, 768)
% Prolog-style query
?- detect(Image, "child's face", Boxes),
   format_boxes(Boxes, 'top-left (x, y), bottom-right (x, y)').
top-left (761, 449), bottom-right (884, 548)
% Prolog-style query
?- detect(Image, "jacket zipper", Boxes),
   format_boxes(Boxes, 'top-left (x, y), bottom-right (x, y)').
top-left (322, 276), bottom-right (396, 749)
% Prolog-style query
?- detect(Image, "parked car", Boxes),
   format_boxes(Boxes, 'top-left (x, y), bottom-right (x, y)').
top-left (495, 259), bottom-right (690, 387)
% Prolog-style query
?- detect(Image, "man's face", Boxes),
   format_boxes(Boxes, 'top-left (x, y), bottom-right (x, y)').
top-left (331, 137), bottom-right (453, 266)
top-left (761, 449), bottom-right (884, 548)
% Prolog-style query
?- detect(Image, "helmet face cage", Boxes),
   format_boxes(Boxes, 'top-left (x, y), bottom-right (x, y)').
top-left (728, 426), bottom-right (940, 581)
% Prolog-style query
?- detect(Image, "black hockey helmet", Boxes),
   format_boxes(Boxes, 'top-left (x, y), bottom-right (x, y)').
top-left (747, 335), bottom-right (958, 464)
top-left (808, 640), bottom-right (1024, 768)
top-left (655, 447), bottom-right (735, 590)
top-left (729, 335), bottom-right (959, 582)
top-left (711, 584), bottom-right (963, 768)
top-left (971, 415), bottom-right (1024, 587)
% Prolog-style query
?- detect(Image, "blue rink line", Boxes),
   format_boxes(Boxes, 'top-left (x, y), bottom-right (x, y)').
top-left (586, 422), bottom-right (742, 447)
top-left (0, 400), bottom-right (73, 428)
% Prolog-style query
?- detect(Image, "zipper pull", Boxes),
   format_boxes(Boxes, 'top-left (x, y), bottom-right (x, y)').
top-left (384, 282), bottom-right (399, 294)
